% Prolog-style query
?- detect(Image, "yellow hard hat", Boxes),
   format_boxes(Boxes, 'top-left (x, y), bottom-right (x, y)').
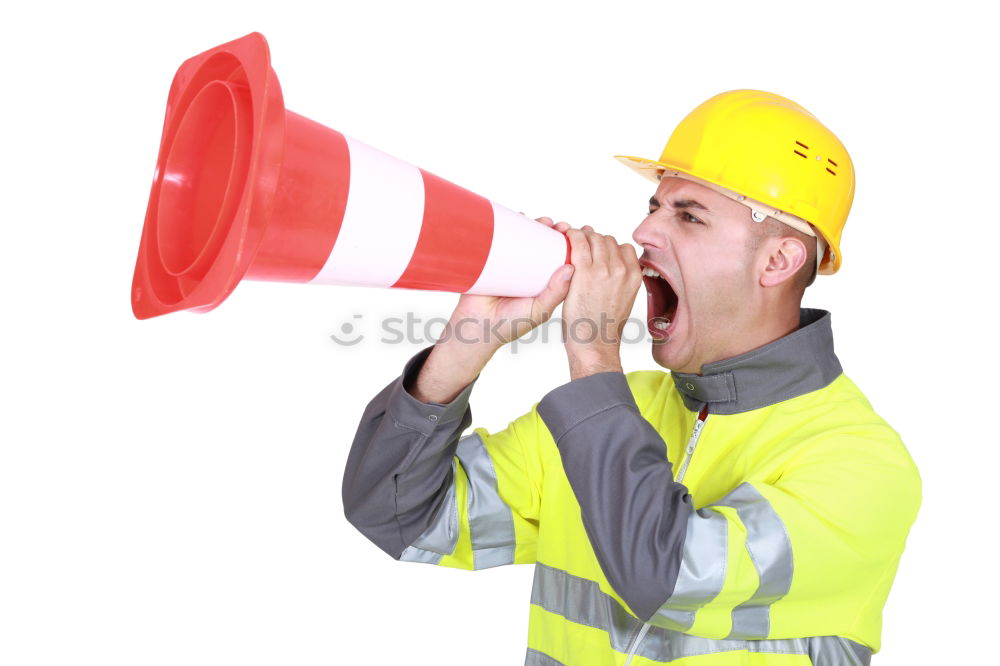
top-left (615, 89), bottom-right (854, 274)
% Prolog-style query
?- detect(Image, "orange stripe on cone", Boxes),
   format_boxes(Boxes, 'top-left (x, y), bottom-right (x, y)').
top-left (246, 113), bottom-right (352, 283)
top-left (392, 170), bottom-right (494, 292)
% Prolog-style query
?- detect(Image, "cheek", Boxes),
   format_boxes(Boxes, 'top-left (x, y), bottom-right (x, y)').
top-left (684, 254), bottom-right (752, 318)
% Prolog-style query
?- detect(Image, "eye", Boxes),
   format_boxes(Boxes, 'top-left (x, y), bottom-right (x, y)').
top-left (681, 212), bottom-right (703, 224)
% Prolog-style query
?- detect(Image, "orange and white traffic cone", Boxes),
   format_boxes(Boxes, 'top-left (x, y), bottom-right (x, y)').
top-left (131, 32), bottom-right (570, 319)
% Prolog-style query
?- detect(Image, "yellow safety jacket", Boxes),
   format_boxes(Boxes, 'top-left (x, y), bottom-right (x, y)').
top-left (343, 309), bottom-right (921, 665)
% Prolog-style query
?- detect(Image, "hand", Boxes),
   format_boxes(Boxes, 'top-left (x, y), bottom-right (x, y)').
top-left (411, 216), bottom-right (574, 403)
top-left (560, 225), bottom-right (642, 380)
top-left (445, 216), bottom-right (574, 352)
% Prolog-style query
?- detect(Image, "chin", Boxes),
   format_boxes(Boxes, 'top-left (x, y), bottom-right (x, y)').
top-left (651, 340), bottom-right (684, 372)
top-left (651, 330), bottom-right (706, 374)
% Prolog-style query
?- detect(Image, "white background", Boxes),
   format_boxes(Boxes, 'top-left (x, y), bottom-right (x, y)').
top-left (1, 1), bottom-right (996, 664)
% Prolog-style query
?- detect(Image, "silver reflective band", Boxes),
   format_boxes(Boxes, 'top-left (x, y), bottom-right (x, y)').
top-left (531, 562), bottom-right (643, 653)
top-left (456, 433), bottom-right (516, 569)
top-left (532, 562), bottom-right (869, 664)
top-left (402, 434), bottom-right (516, 568)
top-left (400, 458), bottom-right (460, 564)
top-left (651, 482), bottom-right (793, 637)
top-left (524, 648), bottom-right (566, 666)
top-left (717, 483), bottom-right (794, 640)
top-left (652, 507), bottom-right (729, 631)
top-left (638, 632), bottom-right (871, 665)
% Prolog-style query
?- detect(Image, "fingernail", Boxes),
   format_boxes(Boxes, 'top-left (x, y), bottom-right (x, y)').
top-left (562, 266), bottom-right (575, 281)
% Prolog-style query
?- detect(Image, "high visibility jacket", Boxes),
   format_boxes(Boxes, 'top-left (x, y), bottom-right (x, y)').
top-left (343, 309), bottom-right (921, 665)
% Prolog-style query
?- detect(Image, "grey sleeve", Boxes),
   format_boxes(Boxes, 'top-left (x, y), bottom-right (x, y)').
top-left (536, 371), bottom-right (694, 622)
top-left (342, 344), bottom-right (477, 559)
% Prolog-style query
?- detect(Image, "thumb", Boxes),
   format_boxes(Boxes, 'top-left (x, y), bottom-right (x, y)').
top-left (532, 264), bottom-right (574, 320)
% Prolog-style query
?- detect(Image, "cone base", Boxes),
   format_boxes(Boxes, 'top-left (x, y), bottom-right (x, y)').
top-left (131, 32), bottom-right (284, 319)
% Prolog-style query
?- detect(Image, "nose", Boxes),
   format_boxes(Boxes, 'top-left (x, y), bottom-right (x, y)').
top-left (632, 212), bottom-right (664, 249)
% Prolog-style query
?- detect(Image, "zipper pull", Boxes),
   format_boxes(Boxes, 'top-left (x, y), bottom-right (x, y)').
top-left (686, 419), bottom-right (705, 453)
top-left (676, 405), bottom-right (709, 483)
top-left (687, 406), bottom-right (709, 450)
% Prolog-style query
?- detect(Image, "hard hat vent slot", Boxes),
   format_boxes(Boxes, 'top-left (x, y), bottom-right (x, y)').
top-left (827, 158), bottom-right (838, 167)
top-left (795, 140), bottom-right (810, 149)
top-left (826, 168), bottom-right (837, 175)
top-left (793, 150), bottom-right (808, 159)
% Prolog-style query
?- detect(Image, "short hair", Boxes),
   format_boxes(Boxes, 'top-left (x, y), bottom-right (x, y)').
top-left (746, 216), bottom-right (818, 294)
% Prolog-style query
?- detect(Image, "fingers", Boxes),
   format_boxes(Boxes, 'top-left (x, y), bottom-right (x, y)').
top-left (618, 242), bottom-right (642, 289)
top-left (566, 229), bottom-right (592, 266)
top-left (533, 216), bottom-right (572, 233)
top-left (618, 241), bottom-right (639, 268)
top-left (533, 264), bottom-right (575, 318)
top-left (588, 229), bottom-right (610, 266)
top-left (527, 216), bottom-right (573, 237)
top-left (540, 222), bottom-right (638, 279)
top-left (579, 230), bottom-right (633, 275)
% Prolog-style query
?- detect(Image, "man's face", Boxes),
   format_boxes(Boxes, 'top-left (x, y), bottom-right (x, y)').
top-left (632, 176), bottom-right (761, 374)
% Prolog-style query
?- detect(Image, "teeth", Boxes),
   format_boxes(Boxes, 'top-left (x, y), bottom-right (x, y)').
top-left (654, 320), bottom-right (670, 330)
top-left (641, 267), bottom-right (662, 278)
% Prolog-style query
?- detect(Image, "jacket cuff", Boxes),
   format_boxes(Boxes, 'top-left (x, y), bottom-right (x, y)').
top-left (536, 371), bottom-right (638, 442)
top-left (387, 344), bottom-right (479, 436)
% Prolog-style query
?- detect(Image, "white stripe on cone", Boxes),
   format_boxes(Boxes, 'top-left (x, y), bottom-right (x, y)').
top-left (308, 134), bottom-right (567, 296)
top-left (308, 136), bottom-right (425, 287)
top-left (466, 202), bottom-right (567, 297)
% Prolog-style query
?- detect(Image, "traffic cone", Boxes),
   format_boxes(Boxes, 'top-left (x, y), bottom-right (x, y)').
top-left (131, 32), bottom-right (571, 319)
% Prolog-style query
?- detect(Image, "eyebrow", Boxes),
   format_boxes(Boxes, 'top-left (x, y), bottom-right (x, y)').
top-left (649, 196), bottom-right (710, 212)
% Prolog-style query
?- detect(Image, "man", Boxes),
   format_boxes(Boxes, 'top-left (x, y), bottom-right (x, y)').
top-left (342, 90), bottom-right (921, 665)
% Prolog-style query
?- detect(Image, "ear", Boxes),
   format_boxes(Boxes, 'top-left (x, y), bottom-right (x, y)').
top-left (759, 236), bottom-right (807, 288)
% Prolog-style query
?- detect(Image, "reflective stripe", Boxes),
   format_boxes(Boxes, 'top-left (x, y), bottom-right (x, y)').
top-left (652, 507), bottom-right (729, 630)
top-left (524, 648), bottom-right (566, 666)
top-left (532, 562), bottom-right (868, 664)
top-left (400, 459), bottom-right (460, 564)
top-left (810, 636), bottom-right (872, 666)
top-left (400, 434), bottom-right (517, 568)
top-left (717, 483), bottom-right (794, 639)
top-left (638, 632), bottom-right (871, 664)
top-left (456, 433), bottom-right (516, 569)
top-left (531, 562), bottom-right (643, 653)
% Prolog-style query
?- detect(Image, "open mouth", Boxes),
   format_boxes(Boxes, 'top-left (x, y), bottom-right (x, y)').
top-left (641, 267), bottom-right (679, 340)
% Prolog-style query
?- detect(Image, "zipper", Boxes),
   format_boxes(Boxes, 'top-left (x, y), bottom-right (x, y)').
top-left (623, 622), bottom-right (651, 666)
top-left (675, 405), bottom-right (709, 483)
top-left (623, 405), bottom-right (709, 665)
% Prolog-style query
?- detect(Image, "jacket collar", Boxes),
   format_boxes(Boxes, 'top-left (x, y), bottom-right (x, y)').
top-left (671, 308), bottom-right (842, 415)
